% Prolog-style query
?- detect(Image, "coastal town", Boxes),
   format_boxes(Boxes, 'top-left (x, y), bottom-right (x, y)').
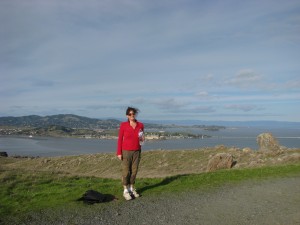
top-left (0, 114), bottom-right (225, 140)
top-left (0, 126), bottom-right (211, 140)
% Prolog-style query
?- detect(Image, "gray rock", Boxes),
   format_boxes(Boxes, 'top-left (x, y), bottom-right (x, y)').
top-left (206, 153), bottom-right (234, 172)
top-left (242, 147), bottom-right (252, 153)
top-left (256, 133), bottom-right (280, 151)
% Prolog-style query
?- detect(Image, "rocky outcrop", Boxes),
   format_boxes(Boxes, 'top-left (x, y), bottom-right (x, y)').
top-left (206, 153), bottom-right (235, 172)
top-left (256, 133), bottom-right (280, 151)
top-left (280, 153), bottom-right (300, 163)
top-left (242, 147), bottom-right (252, 153)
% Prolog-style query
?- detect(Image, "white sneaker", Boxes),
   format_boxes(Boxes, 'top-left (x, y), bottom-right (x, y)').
top-left (130, 188), bottom-right (140, 198)
top-left (123, 190), bottom-right (132, 201)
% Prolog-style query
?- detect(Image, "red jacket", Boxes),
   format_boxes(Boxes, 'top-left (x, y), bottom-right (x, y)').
top-left (117, 120), bottom-right (144, 155)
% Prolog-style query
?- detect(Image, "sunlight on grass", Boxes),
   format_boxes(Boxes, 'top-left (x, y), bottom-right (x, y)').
top-left (1, 163), bottom-right (299, 222)
top-left (138, 164), bottom-right (300, 195)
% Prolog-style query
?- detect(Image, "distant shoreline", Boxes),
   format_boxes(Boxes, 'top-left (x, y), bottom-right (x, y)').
top-left (1, 125), bottom-right (300, 159)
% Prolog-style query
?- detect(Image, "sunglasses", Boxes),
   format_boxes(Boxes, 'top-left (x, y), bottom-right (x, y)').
top-left (128, 113), bottom-right (135, 116)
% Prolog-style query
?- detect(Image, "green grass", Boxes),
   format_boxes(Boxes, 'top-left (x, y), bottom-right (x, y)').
top-left (0, 171), bottom-right (120, 217)
top-left (1, 164), bottom-right (300, 221)
top-left (138, 163), bottom-right (300, 195)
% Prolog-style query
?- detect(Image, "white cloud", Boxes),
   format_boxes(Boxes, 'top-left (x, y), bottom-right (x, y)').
top-left (283, 79), bottom-right (300, 90)
top-left (195, 91), bottom-right (210, 98)
top-left (189, 106), bottom-right (216, 114)
top-left (194, 91), bottom-right (217, 101)
top-left (225, 69), bottom-right (263, 88)
top-left (1, 0), bottom-right (300, 121)
top-left (152, 98), bottom-right (188, 111)
top-left (224, 104), bottom-right (265, 112)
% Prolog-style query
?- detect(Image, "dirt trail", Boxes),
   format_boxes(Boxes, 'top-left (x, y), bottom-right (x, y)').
top-left (20, 176), bottom-right (300, 225)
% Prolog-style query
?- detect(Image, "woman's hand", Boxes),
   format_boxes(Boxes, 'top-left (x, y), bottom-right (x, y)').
top-left (117, 155), bottom-right (122, 160)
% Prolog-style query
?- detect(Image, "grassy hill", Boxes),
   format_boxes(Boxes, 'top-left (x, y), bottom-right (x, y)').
top-left (0, 114), bottom-right (120, 129)
top-left (1, 146), bottom-right (299, 224)
top-left (2, 146), bottom-right (299, 179)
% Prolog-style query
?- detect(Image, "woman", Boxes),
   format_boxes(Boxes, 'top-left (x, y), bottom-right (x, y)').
top-left (117, 107), bottom-right (144, 200)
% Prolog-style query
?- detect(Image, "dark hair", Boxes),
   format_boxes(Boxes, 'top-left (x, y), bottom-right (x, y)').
top-left (126, 107), bottom-right (139, 116)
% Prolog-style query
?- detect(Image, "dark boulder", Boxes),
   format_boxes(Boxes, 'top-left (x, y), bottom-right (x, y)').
top-left (0, 152), bottom-right (8, 157)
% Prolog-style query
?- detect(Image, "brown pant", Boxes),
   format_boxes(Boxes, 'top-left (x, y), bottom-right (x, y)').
top-left (122, 150), bottom-right (141, 186)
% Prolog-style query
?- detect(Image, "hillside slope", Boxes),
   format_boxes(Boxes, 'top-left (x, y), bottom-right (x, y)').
top-left (0, 114), bottom-right (120, 129)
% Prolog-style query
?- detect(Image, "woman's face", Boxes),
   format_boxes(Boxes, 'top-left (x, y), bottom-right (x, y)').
top-left (127, 110), bottom-right (136, 121)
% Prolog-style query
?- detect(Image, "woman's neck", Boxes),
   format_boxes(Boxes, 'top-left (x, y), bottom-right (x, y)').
top-left (129, 119), bottom-right (137, 128)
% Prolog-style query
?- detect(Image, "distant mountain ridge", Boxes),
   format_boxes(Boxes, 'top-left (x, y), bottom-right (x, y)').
top-left (143, 119), bottom-right (300, 128)
top-left (1, 114), bottom-right (299, 129)
top-left (0, 114), bottom-right (120, 129)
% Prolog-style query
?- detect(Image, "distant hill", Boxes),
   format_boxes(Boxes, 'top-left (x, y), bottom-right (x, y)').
top-left (1, 114), bottom-right (299, 130)
top-left (0, 114), bottom-right (170, 130)
top-left (143, 119), bottom-right (300, 128)
top-left (0, 114), bottom-right (121, 129)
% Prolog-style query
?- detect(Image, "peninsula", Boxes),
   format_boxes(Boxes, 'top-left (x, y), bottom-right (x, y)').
top-left (0, 114), bottom-right (225, 140)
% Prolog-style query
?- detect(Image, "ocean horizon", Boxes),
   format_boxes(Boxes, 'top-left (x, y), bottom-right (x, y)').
top-left (1, 126), bottom-right (299, 157)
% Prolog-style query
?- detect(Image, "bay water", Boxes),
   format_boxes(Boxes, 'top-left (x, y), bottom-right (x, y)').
top-left (0, 127), bottom-right (299, 157)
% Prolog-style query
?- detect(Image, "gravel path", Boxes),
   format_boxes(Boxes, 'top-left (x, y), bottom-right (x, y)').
top-left (19, 176), bottom-right (300, 225)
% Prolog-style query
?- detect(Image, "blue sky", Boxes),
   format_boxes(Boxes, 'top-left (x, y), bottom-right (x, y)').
top-left (1, 0), bottom-right (300, 122)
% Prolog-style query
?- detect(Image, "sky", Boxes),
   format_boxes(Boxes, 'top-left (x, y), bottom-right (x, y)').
top-left (1, 0), bottom-right (300, 122)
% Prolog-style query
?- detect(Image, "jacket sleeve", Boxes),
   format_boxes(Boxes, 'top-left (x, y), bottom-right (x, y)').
top-left (116, 123), bottom-right (124, 155)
